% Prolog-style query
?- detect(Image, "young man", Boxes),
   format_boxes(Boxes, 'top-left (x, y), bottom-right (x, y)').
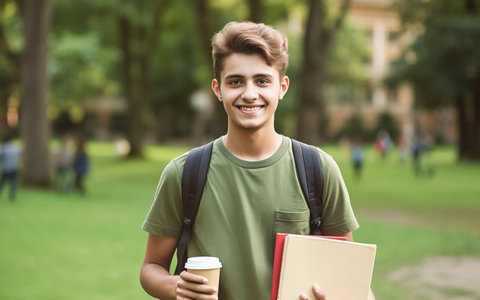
top-left (140, 22), bottom-right (371, 300)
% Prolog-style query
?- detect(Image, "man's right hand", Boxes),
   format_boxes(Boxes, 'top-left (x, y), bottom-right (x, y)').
top-left (176, 271), bottom-right (218, 300)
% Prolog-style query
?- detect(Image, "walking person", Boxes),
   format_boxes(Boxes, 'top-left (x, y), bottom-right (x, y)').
top-left (54, 135), bottom-right (74, 193)
top-left (73, 139), bottom-right (89, 196)
top-left (0, 133), bottom-right (21, 202)
top-left (352, 137), bottom-right (365, 179)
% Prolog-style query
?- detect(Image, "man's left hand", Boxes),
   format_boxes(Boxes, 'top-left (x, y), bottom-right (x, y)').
top-left (299, 284), bottom-right (326, 300)
top-left (299, 284), bottom-right (376, 300)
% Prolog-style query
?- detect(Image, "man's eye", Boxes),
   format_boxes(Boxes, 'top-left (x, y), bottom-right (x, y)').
top-left (257, 79), bottom-right (270, 85)
top-left (229, 80), bottom-right (242, 85)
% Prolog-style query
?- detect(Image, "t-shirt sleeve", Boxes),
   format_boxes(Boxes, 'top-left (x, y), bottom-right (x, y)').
top-left (142, 157), bottom-right (185, 237)
top-left (318, 150), bottom-right (359, 235)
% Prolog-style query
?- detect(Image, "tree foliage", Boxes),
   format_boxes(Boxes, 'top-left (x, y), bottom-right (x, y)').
top-left (0, 0), bottom-right (22, 132)
top-left (49, 32), bottom-right (119, 105)
top-left (0, 0), bottom-right (375, 179)
top-left (387, 17), bottom-right (480, 108)
top-left (388, 0), bottom-right (480, 160)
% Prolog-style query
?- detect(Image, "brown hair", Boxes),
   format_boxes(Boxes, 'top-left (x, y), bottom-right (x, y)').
top-left (211, 22), bottom-right (289, 80)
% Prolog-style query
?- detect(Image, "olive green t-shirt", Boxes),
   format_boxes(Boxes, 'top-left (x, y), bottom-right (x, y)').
top-left (142, 136), bottom-right (359, 299)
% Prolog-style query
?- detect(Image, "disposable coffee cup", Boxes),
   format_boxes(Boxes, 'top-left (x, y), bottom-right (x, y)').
top-left (185, 256), bottom-right (222, 291)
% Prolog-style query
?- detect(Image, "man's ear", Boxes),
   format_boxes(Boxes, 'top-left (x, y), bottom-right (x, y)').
top-left (211, 79), bottom-right (222, 101)
top-left (279, 76), bottom-right (290, 100)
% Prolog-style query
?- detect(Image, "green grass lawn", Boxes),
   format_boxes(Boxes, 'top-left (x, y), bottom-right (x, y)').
top-left (0, 142), bottom-right (479, 299)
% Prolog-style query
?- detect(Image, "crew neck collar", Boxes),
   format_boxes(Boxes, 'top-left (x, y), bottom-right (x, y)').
top-left (215, 135), bottom-right (290, 169)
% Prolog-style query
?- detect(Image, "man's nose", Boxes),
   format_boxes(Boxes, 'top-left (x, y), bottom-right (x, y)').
top-left (241, 82), bottom-right (258, 100)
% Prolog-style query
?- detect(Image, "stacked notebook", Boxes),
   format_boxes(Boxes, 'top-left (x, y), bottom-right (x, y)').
top-left (271, 234), bottom-right (376, 300)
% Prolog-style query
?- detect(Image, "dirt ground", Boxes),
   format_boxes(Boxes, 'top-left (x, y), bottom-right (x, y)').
top-left (356, 208), bottom-right (480, 299)
top-left (388, 256), bottom-right (480, 300)
top-left (356, 208), bottom-right (479, 235)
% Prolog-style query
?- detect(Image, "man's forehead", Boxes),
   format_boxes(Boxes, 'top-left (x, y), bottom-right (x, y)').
top-left (218, 52), bottom-right (282, 81)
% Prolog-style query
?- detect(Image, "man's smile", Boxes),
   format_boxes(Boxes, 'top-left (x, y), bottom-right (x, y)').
top-left (237, 105), bottom-right (265, 113)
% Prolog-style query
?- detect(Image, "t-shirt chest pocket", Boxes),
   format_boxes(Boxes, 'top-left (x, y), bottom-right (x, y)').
top-left (273, 209), bottom-right (310, 236)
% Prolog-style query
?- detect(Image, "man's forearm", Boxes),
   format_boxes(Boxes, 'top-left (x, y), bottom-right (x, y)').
top-left (140, 263), bottom-right (179, 300)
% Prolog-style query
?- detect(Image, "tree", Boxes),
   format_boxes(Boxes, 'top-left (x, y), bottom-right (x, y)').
top-left (247, 0), bottom-right (264, 22)
top-left (20, 0), bottom-right (52, 186)
top-left (117, 0), bottom-right (170, 158)
top-left (48, 32), bottom-right (119, 133)
top-left (296, 0), bottom-right (352, 144)
top-left (388, 0), bottom-right (480, 160)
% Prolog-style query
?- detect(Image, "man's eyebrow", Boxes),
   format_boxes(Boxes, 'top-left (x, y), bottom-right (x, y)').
top-left (224, 74), bottom-right (244, 79)
top-left (254, 73), bottom-right (274, 78)
top-left (224, 73), bottom-right (274, 79)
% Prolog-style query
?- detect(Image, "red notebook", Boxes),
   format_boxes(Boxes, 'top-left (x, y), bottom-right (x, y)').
top-left (270, 233), bottom-right (347, 300)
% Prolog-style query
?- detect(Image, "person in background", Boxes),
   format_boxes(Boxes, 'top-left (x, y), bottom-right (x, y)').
top-left (352, 137), bottom-right (365, 179)
top-left (0, 133), bottom-right (21, 202)
top-left (73, 138), bottom-right (89, 196)
top-left (374, 130), bottom-right (392, 160)
top-left (412, 134), bottom-right (435, 177)
top-left (54, 135), bottom-right (74, 193)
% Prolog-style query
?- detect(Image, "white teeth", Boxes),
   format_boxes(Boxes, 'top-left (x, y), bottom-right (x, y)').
top-left (240, 106), bottom-right (261, 111)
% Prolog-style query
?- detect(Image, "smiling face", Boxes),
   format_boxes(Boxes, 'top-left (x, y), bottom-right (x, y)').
top-left (212, 53), bottom-right (289, 134)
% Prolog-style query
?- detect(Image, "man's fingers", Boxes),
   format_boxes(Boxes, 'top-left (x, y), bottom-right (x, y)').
top-left (299, 284), bottom-right (327, 300)
top-left (299, 293), bottom-right (309, 300)
top-left (177, 281), bottom-right (217, 295)
top-left (177, 286), bottom-right (218, 299)
top-left (180, 271), bottom-right (207, 284)
top-left (312, 284), bottom-right (326, 300)
top-left (177, 271), bottom-right (218, 299)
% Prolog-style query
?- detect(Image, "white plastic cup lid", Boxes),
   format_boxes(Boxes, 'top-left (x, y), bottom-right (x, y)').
top-left (185, 256), bottom-right (222, 270)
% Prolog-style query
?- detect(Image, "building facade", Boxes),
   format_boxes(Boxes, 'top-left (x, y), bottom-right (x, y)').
top-left (327, 0), bottom-right (457, 145)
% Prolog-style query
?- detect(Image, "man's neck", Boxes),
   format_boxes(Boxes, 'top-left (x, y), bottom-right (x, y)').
top-left (222, 129), bottom-right (282, 161)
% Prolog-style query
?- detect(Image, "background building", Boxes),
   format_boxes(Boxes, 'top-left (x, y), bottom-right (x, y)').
top-left (327, 0), bottom-right (457, 146)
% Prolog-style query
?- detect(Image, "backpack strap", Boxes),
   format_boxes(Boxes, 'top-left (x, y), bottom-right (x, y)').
top-left (291, 139), bottom-right (324, 235)
top-left (174, 141), bottom-right (213, 275)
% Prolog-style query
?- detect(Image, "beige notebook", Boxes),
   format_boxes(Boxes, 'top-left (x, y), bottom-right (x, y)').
top-left (277, 235), bottom-right (376, 300)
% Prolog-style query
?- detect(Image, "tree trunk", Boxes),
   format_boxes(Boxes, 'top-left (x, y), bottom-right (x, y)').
top-left (118, 16), bottom-right (144, 158)
top-left (20, 0), bottom-right (51, 187)
top-left (465, 0), bottom-right (477, 13)
top-left (0, 93), bottom-right (7, 133)
top-left (297, 70), bottom-right (325, 144)
top-left (457, 73), bottom-right (480, 161)
top-left (194, 0), bottom-right (227, 138)
top-left (456, 95), bottom-right (471, 160)
top-left (118, 2), bottom-right (166, 158)
top-left (247, 0), bottom-right (263, 23)
top-left (296, 0), bottom-right (351, 144)
top-left (470, 74), bottom-right (480, 159)
top-left (194, 0), bottom-right (214, 62)
top-left (464, 0), bottom-right (480, 160)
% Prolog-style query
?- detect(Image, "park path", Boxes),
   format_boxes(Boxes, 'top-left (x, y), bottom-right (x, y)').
top-left (357, 208), bottom-right (480, 299)
top-left (389, 256), bottom-right (480, 300)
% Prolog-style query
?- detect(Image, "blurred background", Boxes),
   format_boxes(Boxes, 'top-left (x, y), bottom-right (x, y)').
top-left (0, 0), bottom-right (479, 299)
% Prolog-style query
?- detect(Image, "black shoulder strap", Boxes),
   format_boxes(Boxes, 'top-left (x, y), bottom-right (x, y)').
top-left (291, 139), bottom-right (324, 235)
top-left (174, 141), bottom-right (213, 275)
